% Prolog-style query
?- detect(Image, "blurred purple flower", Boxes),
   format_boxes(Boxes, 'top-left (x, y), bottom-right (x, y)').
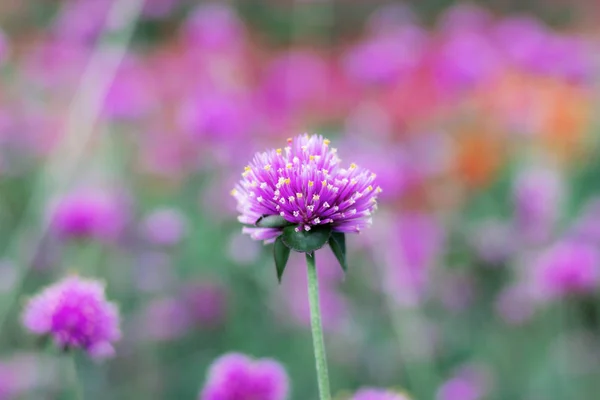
top-left (352, 388), bottom-right (411, 400)
top-left (103, 58), bottom-right (157, 120)
top-left (343, 26), bottom-right (425, 86)
top-left (48, 188), bottom-right (129, 242)
top-left (436, 377), bottom-right (483, 400)
top-left (494, 17), bottom-right (593, 82)
top-left (468, 219), bottom-right (516, 265)
top-left (495, 284), bottom-right (535, 325)
top-left (179, 91), bottom-right (251, 142)
top-left (199, 353), bottom-right (289, 400)
top-left (182, 282), bottom-right (228, 327)
top-left (137, 297), bottom-right (191, 342)
top-left (534, 35), bottom-right (594, 83)
top-left (182, 4), bottom-right (245, 52)
top-left (52, 0), bottom-right (110, 44)
top-left (22, 275), bottom-right (121, 359)
top-left (232, 134), bottom-right (381, 242)
top-left (142, 207), bottom-right (188, 247)
top-left (259, 51), bottom-right (331, 128)
top-left (382, 213), bottom-right (445, 306)
top-left (532, 241), bottom-right (600, 300)
top-left (433, 29), bottom-right (501, 93)
top-left (436, 365), bottom-right (490, 400)
top-left (493, 16), bottom-right (549, 71)
top-left (513, 167), bottom-right (563, 244)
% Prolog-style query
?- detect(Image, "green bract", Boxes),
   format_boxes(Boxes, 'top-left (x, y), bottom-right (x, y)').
top-left (281, 225), bottom-right (332, 253)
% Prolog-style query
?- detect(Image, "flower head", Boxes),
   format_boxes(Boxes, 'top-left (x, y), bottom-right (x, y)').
top-left (232, 134), bottom-right (381, 242)
top-left (532, 240), bottom-right (600, 300)
top-left (199, 353), bottom-right (289, 400)
top-left (48, 188), bottom-right (128, 242)
top-left (22, 276), bottom-right (121, 359)
top-left (352, 388), bottom-right (411, 400)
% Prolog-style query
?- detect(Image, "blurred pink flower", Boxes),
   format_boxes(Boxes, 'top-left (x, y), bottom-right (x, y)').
top-left (432, 29), bottom-right (501, 94)
top-left (22, 276), bottom-right (121, 359)
top-left (142, 207), bottom-right (188, 247)
top-left (138, 297), bottom-right (191, 341)
top-left (352, 388), bottom-right (411, 400)
top-left (52, 0), bottom-right (111, 44)
top-left (495, 284), bottom-right (535, 325)
top-left (382, 213), bottom-right (445, 306)
top-left (179, 91), bottom-right (251, 143)
top-left (182, 281), bottom-right (228, 327)
top-left (513, 167), bottom-right (563, 244)
top-left (199, 353), bottom-right (289, 400)
top-left (258, 51), bottom-right (332, 131)
top-left (48, 188), bottom-right (129, 242)
top-left (103, 57), bottom-right (157, 120)
top-left (436, 364), bottom-right (490, 400)
top-left (532, 241), bottom-right (600, 300)
top-left (343, 25), bottom-right (425, 86)
top-left (182, 3), bottom-right (246, 53)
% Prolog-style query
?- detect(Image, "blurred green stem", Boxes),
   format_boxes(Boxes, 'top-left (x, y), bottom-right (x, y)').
top-left (306, 252), bottom-right (332, 400)
top-left (67, 356), bottom-right (83, 400)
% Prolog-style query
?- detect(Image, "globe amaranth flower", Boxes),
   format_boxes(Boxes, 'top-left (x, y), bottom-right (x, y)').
top-left (232, 134), bottom-right (381, 242)
top-left (352, 388), bottom-right (411, 400)
top-left (532, 240), bottom-right (600, 300)
top-left (22, 276), bottom-right (121, 359)
top-left (199, 353), bottom-right (289, 400)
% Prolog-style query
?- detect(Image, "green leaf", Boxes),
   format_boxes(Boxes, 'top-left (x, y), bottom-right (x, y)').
top-left (329, 232), bottom-right (347, 272)
top-left (281, 225), bottom-right (332, 253)
top-left (273, 236), bottom-right (291, 283)
top-left (255, 215), bottom-right (292, 228)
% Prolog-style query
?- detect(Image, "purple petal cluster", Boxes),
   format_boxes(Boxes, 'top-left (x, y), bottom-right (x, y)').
top-left (199, 353), bottom-right (288, 400)
top-left (48, 189), bottom-right (128, 242)
top-left (352, 388), bottom-right (411, 400)
top-left (232, 134), bottom-right (381, 242)
top-left (532, 241), bottom-right (600, 299)
top-left (22, 276), bottom-right (121, 359)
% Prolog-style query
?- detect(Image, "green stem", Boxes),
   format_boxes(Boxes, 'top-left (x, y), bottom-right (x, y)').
top-left (306, 252), bottom-right (332, 400)
top-left (67, 356), bottom-right (83, 400)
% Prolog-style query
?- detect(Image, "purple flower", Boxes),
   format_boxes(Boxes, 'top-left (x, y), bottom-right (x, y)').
top-left (433, 29), bottom-right (501, 93)
top-left (179, 92), bottom-right (251, 142)
top-left (142, 208), bottom-right (188, 246)
top-left (232, 134), bottom-right (381, 242)
top-left (182, 4), bottom-right (245, 52)
top-left (199, 353), bottom-right (289, 400)
top-left (436, 365), bottom-right (490, 400)
top-left (352, 388), bottom-right (411, 400)
top-left (22, 276), bottom-right (121, 359)
top-left (182, 282), bottom-right (227, 327)
top-left (48, 188), bottom-right (128, 242)
top-left (436, 377), bottom-right (483, 400)
top-left (532, 241), bottom-right (600, 300)
top-left (513, 167), bottom-right (563, 244)
top-left (343, 26), bottom-right (425, 86)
